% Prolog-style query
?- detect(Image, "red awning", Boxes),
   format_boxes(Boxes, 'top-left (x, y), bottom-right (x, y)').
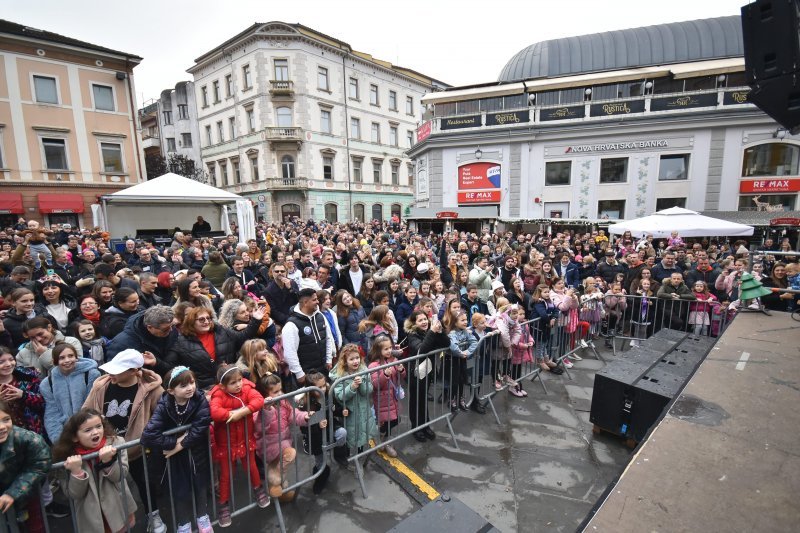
top-left (0, 193), bottom-right (24, 214)
top-left (38, 194), bottom-right (85, 214)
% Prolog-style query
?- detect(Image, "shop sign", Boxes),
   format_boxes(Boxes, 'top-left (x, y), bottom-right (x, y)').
top-left (770, 217), bottom-right (800, 226)
top-left (51, 209), bottom-right (75, 214)
top-left (485, 110), bottom-right (529, 126)
top-left (441, 115), bottom-right (481, 130)
top-left (590, 99), bottom-right (645, 117)
top-left (723, 90), bottom-right (750, 106)
top-left (739, 178), bottom-right (800, 193)
top-left (540, 105), bottom-right (585, 122)
top-left (564, 139), bottom-right (669, 154)
top-left (458, 190), bottom-right (501, 204)
top-left (416, 121), bottom-right (432, 142)
top-left (436, 211), bottom-right (459, 219)
top-left (650, 92), bottom-right (718, 112)
top-left (458, 162), bottom-right (501, 190)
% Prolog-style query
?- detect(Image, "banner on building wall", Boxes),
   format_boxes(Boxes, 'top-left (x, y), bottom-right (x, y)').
top-left (441, 115), bottom-right (481, 130)
top-left (457, 162), bottom-right (501, 205)
top-left (723, 90), bottom-right (750, 106)
top-left (590, 99), bottom-right (645, 117)
top-left (485, 110), bottom-right (530, 126)
top-left (650, 93), bottom-right (718, 112)
top-left (458, 162), bottom-right (501, 190)
top-left (416, 121), bottom-right (432, 142)
top-left (539, 105), bottom-right (586, 121)
top-left (739, 178), bottom-right (800, 193)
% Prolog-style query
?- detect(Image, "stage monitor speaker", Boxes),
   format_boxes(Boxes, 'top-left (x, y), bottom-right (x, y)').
top-left (741, 0), bottom-right (800, 132)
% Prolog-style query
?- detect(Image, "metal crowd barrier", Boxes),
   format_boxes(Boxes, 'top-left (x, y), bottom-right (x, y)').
top-left (31, 386), bottom-right (328, 533)
top-left (326, 348), bottom-right (457, 499)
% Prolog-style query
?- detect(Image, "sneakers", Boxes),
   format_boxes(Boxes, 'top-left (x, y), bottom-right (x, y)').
top-left (503, 375), bottom-right (517, 387)
top-left (579, 340), bottom-right (589, 349)
top-left (571, 351), bottom-right (583, 361)
top-left (255, 486), bottom-right (270, 508)
top-left (450, 400), bottom-right (458, 413)
top-left (413, 429), bottom-right (427, 442)
top-left (217, 505), bottom-right (232, 528)
top-left (383, 444), bottom-right (398, 458)
top-left (470, 400), bottom-right (487, 414)
top-left (550, 366), bottom-right (564, 375)
top-left (459, 399), bottom-right (469, 411)
top-left (149, 511), bottom-right (167, 533)
top-left (519, 388), bottom-right (528, 397)
top-left (312, 465), bottom-right (331, 494)
top-left (422, 427), bottom-right (436, 440)
top-left (562, 358), bottom-right (574, 369)
top-left (494, 379), bottom-right (503, 390)
top-left (197, 514), bottom-right (214, 533)
top-left (178, 524), bottom-right (192, 533)
top-left (509, 387), bottom-right (525, 397)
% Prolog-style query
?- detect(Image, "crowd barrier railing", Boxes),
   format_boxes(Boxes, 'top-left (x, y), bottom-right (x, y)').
top-left (326, 348), bottom-right (457, 498)
top-left (31, 385), bottom-right (328, 533)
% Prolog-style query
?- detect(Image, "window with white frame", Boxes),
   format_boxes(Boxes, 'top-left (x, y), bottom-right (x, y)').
top-left (274, 59), bottom-right (288, 81)
top-left (391, 163), bottom-right (399, 185)
top-left (205, 125), bottom-right (212, 146)
top-left (232, 160), bottom-right (240, 184)
top-left (201, 86), bottom-right (208, 107)
top-left (276, 107), bottom-right (292, 127)
top-left (318, 66), bottom-right (329, 91)
top-left (219, 162), bottom-right (228, 186)
top-left (599, 157), bottom-right (628, 183)
top-left (281, 155), bottom-right (295, 181)
top-left (352, 158), bottom-right (363, 182)
top-left (33, 75), bottom-right (58, 104)
top-left (350, 117), bottom-right (361, 139)
top-left (229, 117), bottom-right (236, 140)
top-left (389, 126), bottom-right (398, 147)
top-left (250, 156), bottom-right (259, 181)
top-left (92, 84), bottom-right (114, 111)
top-left (373, 160), bottom-right (382, 183)
top-left (405, 95), bottom-right (414, 115)
top-left (225, 75), bottom-right (233, 97)
top-left (216, 121), bottom-right (224, 142)
top-left (659, 154), bottom-right (690, 181)
top-left (389, 90), bottom-right (397, 111)
top-left (320, 109), bottom-right (331, 134)
top-left (246, 108), bottom-right (255, 132)
top-left (181, 133), bottom-right (192, 148)
top-left (242, 65), bottom-right (252, 89)
top-left (349, 78), bottom-right (359, 99)
top-left (371, 122), bottom-right (380, 143)
top-left (100, 142), bottom-right (122, 172)
top-left (177, 104), bottom-right (188, 119)
top-left (212, 81), bottom-right (220, 103)
top-left (42, 138), bottom-right (67, 170)
top-left (166, 138), bottom-right (176, 152)
top-left (407, 130), bottom-right (414, 147)
top-left (323, 155), bottom-right (334, 180)
top-left (369, 84), bottom-right (379, 106)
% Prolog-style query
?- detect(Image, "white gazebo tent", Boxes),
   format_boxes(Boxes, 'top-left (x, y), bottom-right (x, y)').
top-left (98, 173), bottom-right (256, 242)
top-left (608, 207), bottom-right (755, 238)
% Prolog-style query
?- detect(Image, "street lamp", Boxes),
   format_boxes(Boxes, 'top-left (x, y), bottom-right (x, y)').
top-left (475, 148), bottom-right (482, 160)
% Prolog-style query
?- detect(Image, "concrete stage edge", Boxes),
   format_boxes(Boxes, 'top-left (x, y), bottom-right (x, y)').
top-left (583, 311), bottom-right (800, 533)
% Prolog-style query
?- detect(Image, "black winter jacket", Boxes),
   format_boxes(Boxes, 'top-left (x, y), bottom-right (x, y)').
top-left (106, 312), bottom-right (176, 375)
top-left (3, 308), bottom-right (56, 354)
top-left (164, 319), bottom-right (260, 390)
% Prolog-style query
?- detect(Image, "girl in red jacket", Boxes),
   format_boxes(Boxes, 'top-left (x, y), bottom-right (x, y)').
top-left (208, 365), bottom-right (269, 527)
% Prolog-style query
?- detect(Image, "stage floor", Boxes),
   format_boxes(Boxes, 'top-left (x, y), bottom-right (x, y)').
top-left (584, 311), bottom-right (800, 532)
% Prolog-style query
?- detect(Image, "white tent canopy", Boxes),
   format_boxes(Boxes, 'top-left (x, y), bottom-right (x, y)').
top-left (101, 173), bottom-right (255, 242)
top-left (607, 207), bottom-right (754, 238)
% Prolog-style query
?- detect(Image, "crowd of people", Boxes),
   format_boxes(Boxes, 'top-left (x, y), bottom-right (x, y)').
top-left (0, 215), bottom-right (797, 532)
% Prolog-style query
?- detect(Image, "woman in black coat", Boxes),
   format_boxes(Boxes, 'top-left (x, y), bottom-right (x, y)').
top-left (404, 309), bottom-right (451, 442)
top-left (164, 305), bottom-right (265, 390)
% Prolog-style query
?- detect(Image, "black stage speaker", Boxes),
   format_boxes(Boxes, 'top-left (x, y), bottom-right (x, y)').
top-left (741, 0), bottom-right (800, 132)
top-left (590, 331), bottom-right (715, 442)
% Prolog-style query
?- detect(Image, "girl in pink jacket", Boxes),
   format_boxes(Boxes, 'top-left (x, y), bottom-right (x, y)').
top-left (368, 337), bottom-right (406, 458)
top-left (254, 374), bottom-right (309, 502)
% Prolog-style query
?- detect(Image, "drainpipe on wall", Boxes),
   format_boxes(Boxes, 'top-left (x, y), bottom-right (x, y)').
top-left (342, 53), bottom-right (354, 221)
top-left (125, 58), bottom-right (145, 183)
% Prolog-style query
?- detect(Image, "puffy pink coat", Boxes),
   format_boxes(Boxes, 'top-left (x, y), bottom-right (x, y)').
top-left (493, 312), bottom-right (519, 361)
top-left (368, 358), bottom-right (405, 423)
top-left (254, 399), bottom-right (308, 463)
top-left (510, 323), bottom-right (534, 365)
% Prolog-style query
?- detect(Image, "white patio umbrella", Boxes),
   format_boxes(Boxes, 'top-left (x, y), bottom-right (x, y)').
top-left (607, 207), bottom-right (754, 238)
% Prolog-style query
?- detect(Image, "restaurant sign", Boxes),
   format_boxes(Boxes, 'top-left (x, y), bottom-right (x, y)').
top-left (650, 92), bottom-right (718, 112)
top-left (590, 99), bottom-right (645, 117)
top-left (723, 90), bottom-right (750, 106)
top-left (539, 105), bottom-right (586, 122)
top-left (485, 110), bottom-right (530, 126)
top-left (441, 115), bottom-right (481, 130)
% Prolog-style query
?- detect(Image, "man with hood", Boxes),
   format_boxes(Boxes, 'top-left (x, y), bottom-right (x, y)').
top-left (282, 288), bottom-right (334, 386)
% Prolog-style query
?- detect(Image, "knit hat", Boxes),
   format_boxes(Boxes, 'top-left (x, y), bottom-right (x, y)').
top-left (491, 280), bottom-right (505, 291)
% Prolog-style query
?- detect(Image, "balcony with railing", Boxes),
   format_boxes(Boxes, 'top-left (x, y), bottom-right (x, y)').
top-left (266, 176), bottom-right (310, 190)
top-left (269, 80), bottom-right (295, 96)
top-left (265, 126), bottom-right (304, 147)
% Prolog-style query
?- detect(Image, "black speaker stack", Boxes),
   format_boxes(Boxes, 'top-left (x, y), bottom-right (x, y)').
top-left (589, 330), bottom-right (715, 443)
top-left (741, 0), bottom-right (800, 133)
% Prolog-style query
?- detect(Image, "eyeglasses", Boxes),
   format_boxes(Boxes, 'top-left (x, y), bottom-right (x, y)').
top-left (273, 270), bottom-right (286, 274)
top-left (196, 317), bottom-right (212, 323)
top-left (80, 302), bottom-right (98, 307)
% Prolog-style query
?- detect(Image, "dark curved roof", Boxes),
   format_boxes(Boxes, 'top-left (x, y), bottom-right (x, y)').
top-left (498, 16), bottom-right (742, 82)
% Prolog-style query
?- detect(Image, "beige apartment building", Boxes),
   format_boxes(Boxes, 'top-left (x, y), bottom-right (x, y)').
top-left (0, 19), bottom-right (144, 229)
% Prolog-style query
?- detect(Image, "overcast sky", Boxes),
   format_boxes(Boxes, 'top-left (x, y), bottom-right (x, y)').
top-left (2, 0), bottom-right (745, 105)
